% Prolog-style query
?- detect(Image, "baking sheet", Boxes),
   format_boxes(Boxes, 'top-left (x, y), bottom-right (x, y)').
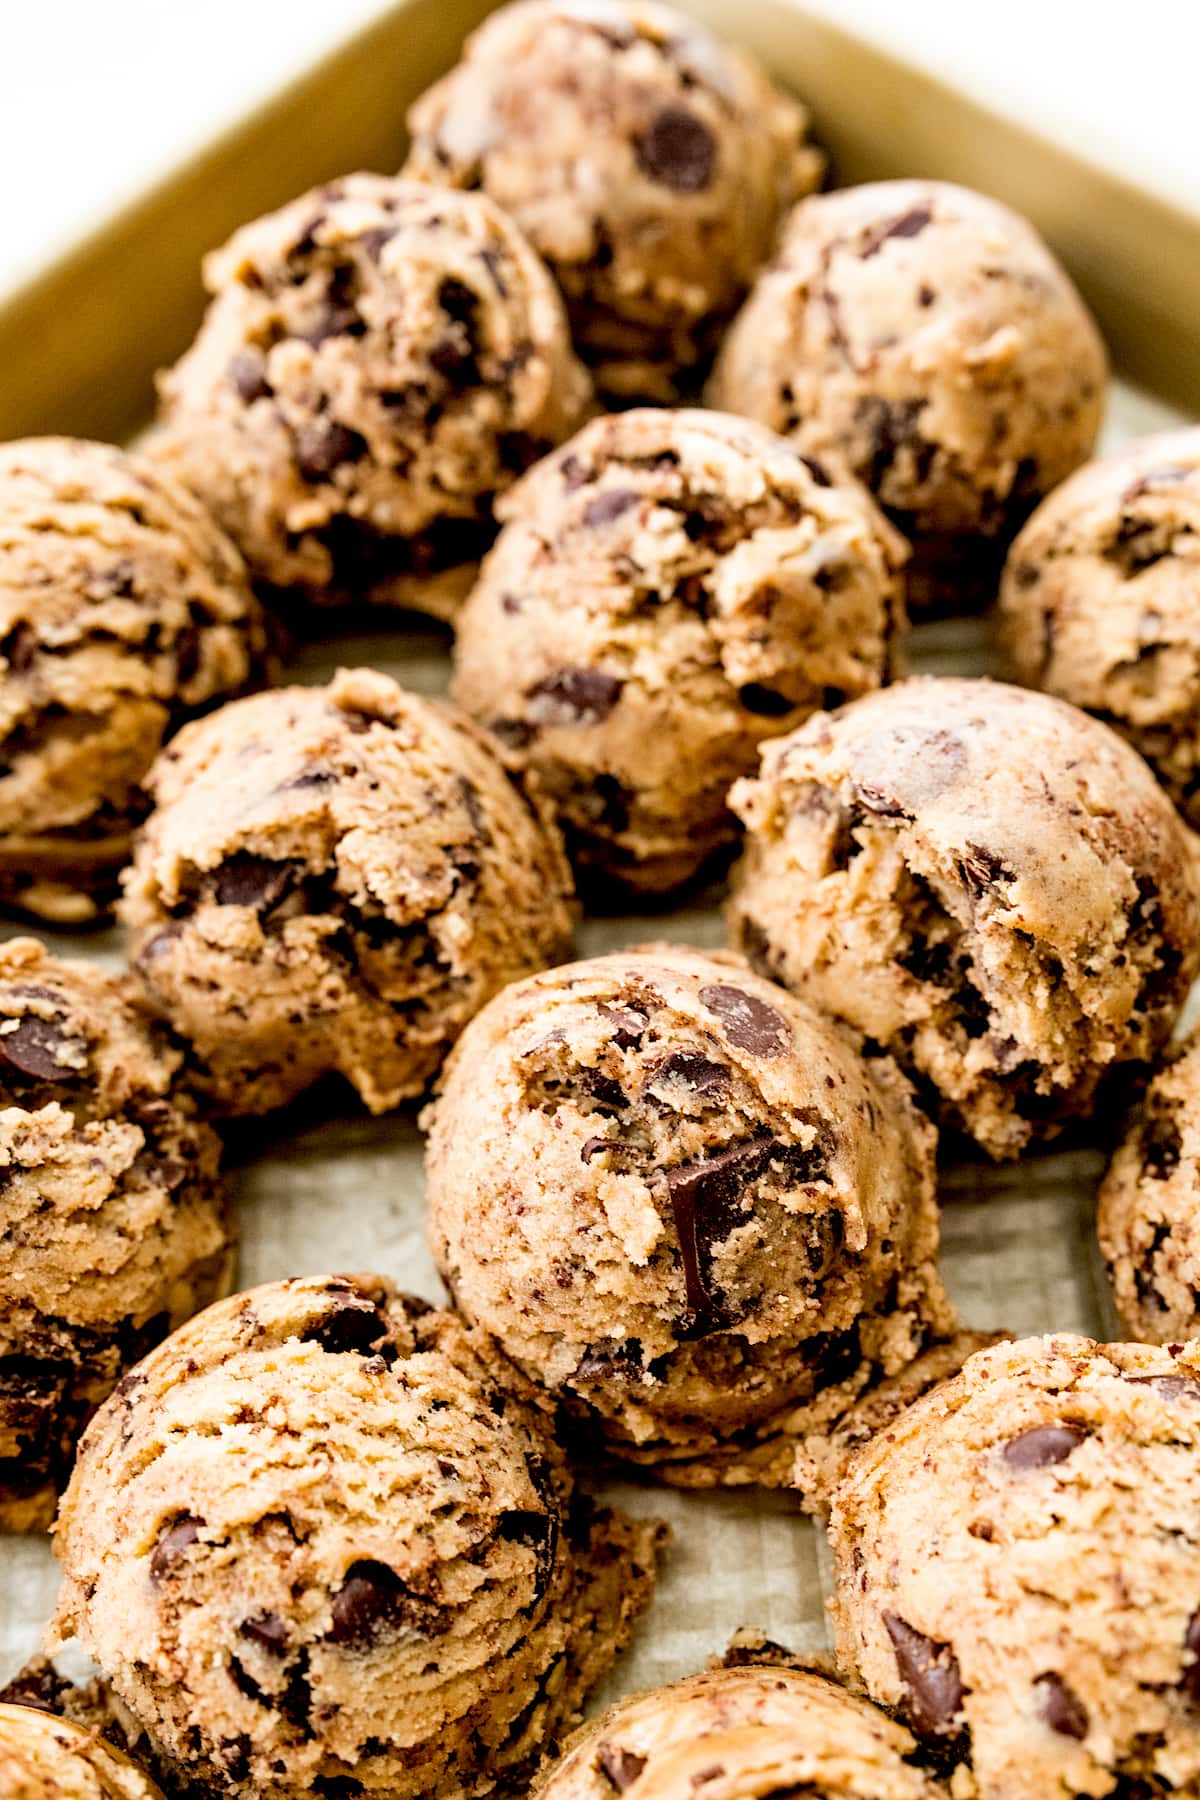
top-left (1, 379), bottom-right (1190, 1707)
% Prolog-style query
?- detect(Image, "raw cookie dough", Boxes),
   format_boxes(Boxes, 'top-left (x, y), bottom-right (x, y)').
top-left (828, 1333), bottom-right (1200, 1800)
top-left (533, 1656), bottom-right (947, 1800)
top-left (1099, 1026), bottom-right (1200, 1344)
top-left (0, 437), bottom-right (270, 923)
top-left (709, 181), bottom-right (1107, 611)
top-left (50, 1275), bottom-right (666, 1800)
top-left (425, 944), bottom-right (952, 1488)
top-left (728, 678), bottom-right (1200, 1159)
top-left (403, 0), bottom-right (823, 403)
top-left (453, 408), bottom-right (908, 892)
top-left (0, 1704), bottom-right (166, 1800)
top-left (1000, 428), bottom-right (1200, 822)
top-left (0, 937), bottom-right (230, 1533)
top-left (121, 667), bottom-right (575, 1116)
top-left (154, 174), bottom-right (590, 623)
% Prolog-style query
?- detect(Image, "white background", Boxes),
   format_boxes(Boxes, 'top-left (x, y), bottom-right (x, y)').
top-left (3, 0), bottom-right (1200, 295)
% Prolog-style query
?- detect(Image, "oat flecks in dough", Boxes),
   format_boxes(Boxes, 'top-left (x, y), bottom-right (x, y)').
top-left (153, 173), bottom-right (591, 623)
top-left (120, 668), bottom-right (576, 1116)
top-left (0, 937), bottom-right (230, 1534)
top-left (453, 408), bottom-right (908, 893)
top-left (49, 1275), bottom-right (666, 1800)
top-left (1001, 427), bottom-right (1200, 821)
top-left (0, 1703), bottom-right (166, 1800)
top-left (728, 677), bottom-right (1200, 1160)
top-left (0, 437), bottom-right (270, 923)
top-left (403, 0), bottom-right (823, 403)
top-left (827, 1333), bottom-right (1200, 1800)
top-left (425, 944), bottom-right (952, 1489)
top-left (710, 180), bottom-right (1107, 611)
top-left (532, 1655), bottom-right (948, 1800)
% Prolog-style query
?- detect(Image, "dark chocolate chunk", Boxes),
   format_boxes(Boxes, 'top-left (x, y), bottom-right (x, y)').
top-left (1035, 1672), bottom-right (1088, 1740)
top-left (664, 1136), bottom-right (775, 1330)
top-left (1182, 1610), bottom-right (1200, 1704)
top-left (300, 1297), bottom-right (387, 1357)
top-left (738, 683), bottom-right (795, 717)
top-left (295, 418), bottom-right (367, 482)
top-left (327, 1559), bottom-right (444, 1648)
top-left (957, 843), bottom-right (1015, 900)
top-left (0, 621), bottom-right (36, 674)
top-left (582, 488), bottom-right (640, 529)
top-left (212, 855), bottom-right (299, 912)
top-left (799, 454), bottom-right (832, 487)
top-left (574, 1339), bottom-right (647, 1381)
top-left (634, 105), bottom-right (717, 192)
top-left (861, 206), bottom-right (934, 258)
top-left (699, 983), bottom-right (791, 1057)
top-left (1002, 1424), bottom-right (1086, 1470)
top-left (597, 1744), bottom-right (648, 1791)
top-left (527, 667), bottom-right (625, 724)
top-left (882, 1612), bottom-right (965, 1738)
top-left (643, 1050), bottom-right (729, 1098)
top-left (239, 1612), bottom-right (290, 1656)
top-left (1140, 1108), bottom-right (1183, 1180)
top-left (150, 1513), bottom-right (203, 1581)
top-left (228, 349), bottom-right (270, 403)
top-left (0, 1015), bottom-right (78, 1083)
top-left (499, 1508), bottom-right (558, 1606)
top-left (1127, 1373), bottom-right (1200, 1402)
top-left (598, 1003), bottom-right (649, 1049)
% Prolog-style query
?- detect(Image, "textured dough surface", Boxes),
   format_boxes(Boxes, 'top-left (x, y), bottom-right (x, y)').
top-left (425, 944), bottom-right (952, 1488)
top-left (533, 1655), bottom-right (947, 1800)
top-left (1000, 427), bottom-right (1200, 822)
top-left (403, 0), bottom-right (823, 402)
top-left (0, 437), bottom-right (269, 922)
top-left (0, 937), bottom-right (230, 1533)
top-left (453, 408), bottom-right (908, 891)
top-left (50, 1275), bottom-right (666, 1800)
top-left (121, 667), bottom-right (575, 1115)
top-left (728, 678), bottom-right (1200, 1159)
top-left (0, 1704), bottom-right (165, 1800)
top-left (154, 173), bottom-right (590, 622)
top-left (828, 1333), bottom-right (1200, 1800)
top-left (709, 181), bottom-right (1107, 610)
top-left (1099, 1026), bottom-right (1200, 1344)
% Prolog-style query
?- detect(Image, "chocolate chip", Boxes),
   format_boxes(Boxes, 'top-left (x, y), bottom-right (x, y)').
top-left (228, 348), bottom-right (270, 402)
top-left (634, 105), bottom-right (717, 192)
top-left (738, 683), bottom-right (794, 717)
top-left (574, 1340), bottom-right (647, 1381)
top-left (882, 1613), bottom-right (964, 1738)
top-left (582, 488), bottom-right (640, 529)
top-left (699, 984), bottom-right (791, 1057)
top-left (1127, 1373), bottom-right (1200, 1402)
top-left (665, 1136), bottom-right (776, 1331)
top-left (327, 1560), bottom-right (443, 1648)
top-left (957, 843), bottom-right (1014, 899)
top-left (499, 1509), bottom-right (558, 1606)
top-left (150, 1513), bottom-right (203, 1581)
top-left (855, 396), bottom-right (926, 492)
top-left (861, 206), bottom-right (934, 258)
top-left (239, 1612), bottom-right (290, 1656)
top-left (300, 1298), bottom-right (387, 1357)
top-left (211, 855), bottom-right (299, 912)
top-left (598, 1003), bottom-right (648, 1049)
top-left (1182, 1611), bottom-right (1200, 1704)
top-left (799, 455), bottom-right (832, 487)
top-left (0, 1016), bottom-right (77, 1082)
top-left (643, 1050), bottom-right (729, 1098)
top-left (299, 303), bottom-right (363, 347)
top-left (597, 1745), bottom-right (647, 1791)
top-left (1140, 1109), bottom-right (1183, 1179)
top-left (581, 1136), bottom-right (618, 1163)
top-left (1035, 1673), bottom-right (1088, 1740)
top-left (1, 621), bottom-right (36, 673)
top-left (1002, 1424), bottom-right (1086, 1469)
top-left (526, 668), bottom-right (624, 725)
top-left (295, 418), bottom-right (367, 481)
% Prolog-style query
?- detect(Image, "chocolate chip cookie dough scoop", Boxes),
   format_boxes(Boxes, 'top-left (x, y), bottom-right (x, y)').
top-left (0, 437), bottom-right (270, 922)
top-left (402, 0), bottom-right (823, 403)
top-left (0, 937), bottom-right (230, 1533)
top-left (153, 174), bottom-right (590, 623)
top-left (453, 408), bottom-right (908, 893)
top-left (425, 945), bottom-right (952, 1488)
top-left (120, 668), bottom-right (575, 1115)
top-left (0, 1703), bottom-right (167, 1800)
top-left (49, 1275), bottom-right (665, 1800)
top-left (709, 181), bottom-right (1107, 611)
top-left (533, 1655), bottom-right (948, 1800)
top-left (729, 678), bottom-right (1200, 1160)
top-left (827, 1334), bottom-right (1200, 1800)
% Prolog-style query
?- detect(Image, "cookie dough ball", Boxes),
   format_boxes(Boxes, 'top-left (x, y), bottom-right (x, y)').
top-left (535, 1658), bottom-right (947, 1800)
top-left (154, 174), bottom-right (590, 622)
top-left (1000, 429), bottom-right (1200, 821)
top-left (1098, 1026), bottom-right (1200, 1343)
top-left (0, 437), bottom-right (270, 923)
top-left (710, 181), bottom-right (1107, 611)
top-left (453, 409), bottom-right (908, 892)
top-left (425, 945), bottom-right (951, 1488)
top-left (403, 0), bottom-right (823, 403)
top-left (0, 937), bottom-right (230, 1533)
top-left (729, 678), bottom-right (1200, 1159)
top-left (50, 1275), bottom-right (665, 1800)
top-left (0, 1704), bottom-right (165, 1800)
top-left (121, 668), bottom-right (575, 1115)
top-left (828, 1334), bottom-right (1200, 1800)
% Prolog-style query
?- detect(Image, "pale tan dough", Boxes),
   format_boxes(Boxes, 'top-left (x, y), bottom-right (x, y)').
top-left (1000, 427), bottom-right (1200, 822)
top-left (828, 1334), bottom-right (1200, 1800)
top-left (0, 1705), bottom-right (165, 1800)
top-left (452, 408), bottom-right (908, 892)
top-left (728, 678), bottom-right (1200, 1159)
top-left (709, 181), bottom-right (1107, 611)
top-left (424, 944), bottom-right (953, 1489)
top-left (0, 437), bottom-right (270, 922)
top-left (0, 937), bottom-right (230, 1534)
top-left (120, 668), bottom-right (575, 1116)
top-left (403, 0), bottom-right (823, 402)
top-left (153, 174), bottom-right (590, 623)
top-left (49, 1276), bottom-right (666, 1800)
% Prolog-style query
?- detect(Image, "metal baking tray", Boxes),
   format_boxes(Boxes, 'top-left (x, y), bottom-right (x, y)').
top-left (1, 0), bottom-right (1197, 1715)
